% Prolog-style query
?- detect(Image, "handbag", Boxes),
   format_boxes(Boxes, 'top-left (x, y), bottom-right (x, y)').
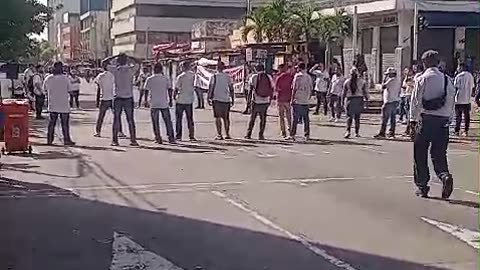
top-left (422, 75), bottom-right (448, 111)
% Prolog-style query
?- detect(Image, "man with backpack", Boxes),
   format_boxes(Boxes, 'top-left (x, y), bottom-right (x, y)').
top-left (410, 50), bottom-right (456, 199)
top-left (245, 64), bottom-right (274, 140)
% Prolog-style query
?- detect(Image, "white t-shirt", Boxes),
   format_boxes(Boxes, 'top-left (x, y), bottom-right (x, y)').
top-left (144, 74), bottom-right (172, 109)
top-left (454, 71), bottom-right (475, 104)
top-left (330, 74), bottom-right (345, 96)
top-left (312, 70), bottom-right (329, 92)
top-left (32, 74), bottom-right (44, 95)
top-left (249, 73), bottom-right (273, 104)
top-left (69, 75), bottom-right (81, 92)
top-left (209, 72), bottom-right (232, 103)
top-left (175, 70), bottom-right (195, 104)
top-left (95, 71), bottom-right (115, 101)
top-left (383, 77), bottom-right (402, 103)
top-left (292, 71), bottom-right (313, 105)
top-left (43, 74), bottom-right (71, 113)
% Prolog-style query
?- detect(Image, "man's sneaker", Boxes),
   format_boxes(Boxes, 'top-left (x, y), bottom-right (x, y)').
top-left (453, 131), bottom-right (460, 137)
top-left (155, 139), bottom-right (163, 145)
top-left (313, 111), bottom-right (319, 115)
top-left (130, 141), bottom-right (139, 147)
top-left (387, 133), bottom-right (396, 139)
top-left (111, 142), bottom-right (119, 146)
top-left (305, 135), bottom-right (310, 141)
top-left (374, 133), bottom-right (386, 139)
top-left (441, 173), bottom-right (454, 199)
top-left (175, 137), bottom-right (182, 141)
top-left (168, 139), bottom-right (176, 144)
top-left (415, 186), bottom-right (430, 198)
top-left (93, 133), bottom-right (101, 138)
top-left (64, 141), bottom-right (76, 146)
top-left (244, 135), bottom-right (252, 140)
top-left (286, 136), bottom-right (295, 141)
top-left (225, 135), bottom-right (232, 140)
top-left (215, 135), bottom-right (224, 140)
top-left (463, 131), bottom-right (469, 137)
top-left (258, 135), bottom-right (265, 140)
top-left (118, 132), bottom-right (127, 138)
top-left (328, 117), bottom-right (335, 122)
top-left (355, 133), bottom-right (361, 138)
top-left (344, 131), bottom-right (351, 139)
top-left (333, 118), bottom-right (339, 123)
top-left (189, 137), bottom-right (197, 142)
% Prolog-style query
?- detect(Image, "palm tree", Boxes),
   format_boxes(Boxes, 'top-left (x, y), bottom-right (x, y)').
top-left (289, 3), bottom-right (323, 56)
top-left (319, 9), bottom-right (353, 71)
top-left (264, 0), bottom-right (291, 42)
top-left (242, 7), bottom-right (270, 43)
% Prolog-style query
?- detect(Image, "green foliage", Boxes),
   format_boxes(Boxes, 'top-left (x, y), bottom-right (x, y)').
top-left (242, 0), bottom-right (353, 46)
top-left (0, 0), bottom-right (52, 60)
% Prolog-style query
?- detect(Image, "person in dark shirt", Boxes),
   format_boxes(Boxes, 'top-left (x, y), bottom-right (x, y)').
top-left (275, 64), bottom-right (294, 138)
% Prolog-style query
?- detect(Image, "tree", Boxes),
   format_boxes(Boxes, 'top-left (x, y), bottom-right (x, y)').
top-left (264, 0), bottom-right (292, 42)
top-left (242, 7), bottom-right (270, 43)
top-left (0, 0), bottom-right (52, 60)
top-left (318, 9), bottom-right (353, 71)
top-left (289, 3), bottom-right (323, 56)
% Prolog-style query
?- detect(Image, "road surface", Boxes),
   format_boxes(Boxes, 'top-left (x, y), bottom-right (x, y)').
top-left (0, 80), bottom-right (478, 270)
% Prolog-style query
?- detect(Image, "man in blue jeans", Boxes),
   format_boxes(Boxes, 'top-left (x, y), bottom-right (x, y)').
top-left (144, 63), bottom-right (175, 144)
top-left (375, 67), bottom-right (401, 138)
top-left (102, 53), bottom-right (141, 146)
top-left (289, 62), bottom-right (313, 141)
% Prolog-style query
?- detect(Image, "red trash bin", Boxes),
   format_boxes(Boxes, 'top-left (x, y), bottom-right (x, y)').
top-left (1, 99), bottom-right (32, 154)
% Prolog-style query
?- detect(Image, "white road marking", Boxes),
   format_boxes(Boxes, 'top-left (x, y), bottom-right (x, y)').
top-left (256, 152), bottom-right (278, 158)
top-left (421, 217), bottom-right (480, 249)
top-left (110, 232), bottom-right (184, 270)
top-left (211, 191), bottom-right (358, 270)
top-left (465, 190), bottom-right (480, 196)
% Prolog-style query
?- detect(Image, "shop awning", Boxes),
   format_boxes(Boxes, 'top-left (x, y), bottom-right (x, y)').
top-left (421, 11), bottom-right (480, 29)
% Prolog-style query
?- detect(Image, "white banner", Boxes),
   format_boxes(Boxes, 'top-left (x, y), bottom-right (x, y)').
top-left (195, 65), bottom-right (244, 93)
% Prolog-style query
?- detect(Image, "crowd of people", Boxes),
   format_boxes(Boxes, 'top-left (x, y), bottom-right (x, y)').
top-left (19, 49), bottom-right (478, 199)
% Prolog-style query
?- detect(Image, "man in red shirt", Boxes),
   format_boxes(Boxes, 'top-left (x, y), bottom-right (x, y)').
top-left (275, 64), bottom-right (294, 138)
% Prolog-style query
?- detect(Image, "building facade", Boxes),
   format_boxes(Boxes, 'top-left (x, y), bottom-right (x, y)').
top-left (110, 0), bottom-right (250, 59)
top-left (47, 0), bottom-right (81, 50)
top-left (321, 0), bottom-right (480, 83)
top-left (61, 13), bottom-right (82, 61)
top-left (80, 11), bottom-right (111, 61)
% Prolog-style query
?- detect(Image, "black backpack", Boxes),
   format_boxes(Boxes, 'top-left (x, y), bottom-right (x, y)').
top-left (422, 75), bottom-right (448, 111)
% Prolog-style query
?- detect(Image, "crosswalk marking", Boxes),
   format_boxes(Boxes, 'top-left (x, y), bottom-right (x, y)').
top-left (421, 217), bottom-right (480, 249)
top-left (110, 232), bottom-right (184, 270)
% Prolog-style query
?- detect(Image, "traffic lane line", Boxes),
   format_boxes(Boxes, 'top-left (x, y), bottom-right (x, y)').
top-left (211, 190), bottom-right (358, 270)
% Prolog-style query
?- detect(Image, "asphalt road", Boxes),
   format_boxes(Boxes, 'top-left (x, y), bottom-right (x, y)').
top-left (0, 80), bottom-right (478, 270)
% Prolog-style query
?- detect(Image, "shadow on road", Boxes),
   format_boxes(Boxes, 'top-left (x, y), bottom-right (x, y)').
top-left (427, 196), bottom-right (479, 209)
top-left (0, 178), bottom-right (450, 270)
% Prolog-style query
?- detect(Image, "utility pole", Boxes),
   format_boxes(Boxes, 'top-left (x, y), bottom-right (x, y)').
top-left (352, 6), bottom-right (358, 56)
top-left (413, 0), bottom-right (419, 61)
top-left (145, 27), bottom-right (150, 60)
top-left (246, 0), bottom-right (251, 14)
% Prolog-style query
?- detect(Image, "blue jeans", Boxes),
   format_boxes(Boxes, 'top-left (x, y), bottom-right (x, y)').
top-left (151, 108), bottom-right (174, 142)
top-left (291, 104), bottom-right (310, 137)
top-left (380, 101), bottom-right (399, 135)
top-left (112, 97), bottom-right (136, 143)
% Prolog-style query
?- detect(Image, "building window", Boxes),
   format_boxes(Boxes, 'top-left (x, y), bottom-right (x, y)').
top-left (361, 28), bottom-right (373, 54)
top-left (380, 26), bottom-right (398, 54)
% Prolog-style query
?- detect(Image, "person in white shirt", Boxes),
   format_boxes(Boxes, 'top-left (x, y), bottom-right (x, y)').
top-left (193, 66), bottom-right (206, 109)
top-left (309, 63), bottom-right (329, 116)
top-left (342, 68), bottom-right (369, 138)
top-left (208, 61), bottom-right (234, 140)
top-left (136, 65), bottom-right (151, 108)
top-left (409, 50), bottom-right (455, 199)
top-left (328, 68), bottom-right (345, 122)
top-left (245, 63), bottom-right (273, 140)
top-left (68, 68), bottom-right (81, 108)
top-left (453, 63), bottom-right (474, 136)
top-left (102, 53), bottom-right (141, 146)
top-left (94, 64), bottom-right (124, 137)
top-left (290, 62), bottom-right (313, 140)
top-left (43, 62), bottom-right (75, 146)
top-left (175, 61), bottom-right (196, 141)
top-left (32, 65), bottom-right (46, 119)
top-left (143, 63), bottom-right (175, 144)
top-left (374, 67), bottom-right (401, 138)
